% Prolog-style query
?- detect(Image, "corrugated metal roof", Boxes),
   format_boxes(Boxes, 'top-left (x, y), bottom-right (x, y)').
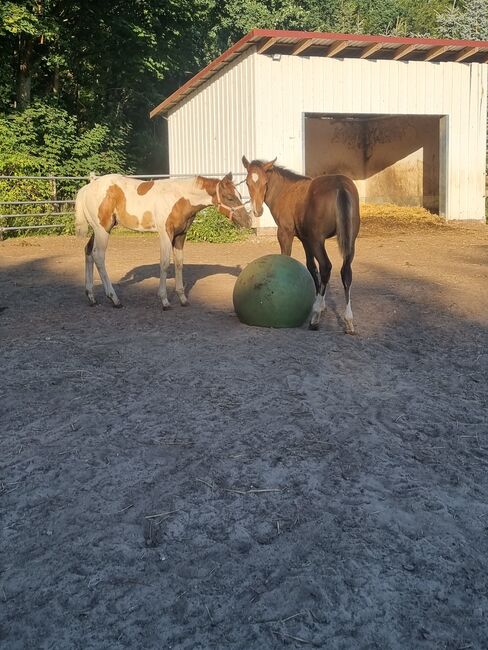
top-left (150, 28), bottom-right (488, 117)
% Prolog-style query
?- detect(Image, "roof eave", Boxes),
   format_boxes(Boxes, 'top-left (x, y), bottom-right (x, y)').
top-left (150, 29), bottom-right (488, 118)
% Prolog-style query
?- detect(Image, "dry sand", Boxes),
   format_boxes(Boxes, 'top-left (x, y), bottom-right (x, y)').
top-left (1, 220), bottom-right (487, 649)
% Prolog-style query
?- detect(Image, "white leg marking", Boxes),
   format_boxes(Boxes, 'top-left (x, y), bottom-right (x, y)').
top-left (309, 288), bottom-right (326, 328)
top-left (158, 234), bottom-right (172, 309)
top-left (344, 291), bottom-right (354, 334)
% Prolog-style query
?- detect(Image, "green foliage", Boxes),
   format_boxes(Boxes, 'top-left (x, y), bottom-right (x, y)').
top-left (437, 0), bottom-right (488, 40)
top-left (0, 2), bottom-right (43, 36)
top-left (0, 102), bottom-right (128, 236)
top-left (187, 206), bottom-right (252, 243)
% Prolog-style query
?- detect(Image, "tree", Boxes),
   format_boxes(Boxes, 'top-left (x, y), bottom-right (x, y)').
top-left (437, 0), bottom-right (488, 40)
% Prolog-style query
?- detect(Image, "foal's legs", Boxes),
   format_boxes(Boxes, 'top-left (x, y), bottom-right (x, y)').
top-left (90, 229), bottom-right (122, 307)
top-left (308, 242), bottom-right (332, 331)
top-left (303, 244), bottom-right (320, 292)
top-left (158, 231), bottom-right (173, 310)
top-left (277, 227), bottom-right (294, 256)
top-left (85, 234), bottom-right (97, 305)
top-left (341, 250), bottom-right (355, 334)
top-left (173, 233), bottom-right (188, 306)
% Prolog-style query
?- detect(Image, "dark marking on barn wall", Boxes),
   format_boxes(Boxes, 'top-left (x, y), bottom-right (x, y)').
top-left (305, 115), bottom-right (441, 213)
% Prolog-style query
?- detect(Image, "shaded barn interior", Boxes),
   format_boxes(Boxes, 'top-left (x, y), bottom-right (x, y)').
top-left (305, 114), bottom-right (445, 215)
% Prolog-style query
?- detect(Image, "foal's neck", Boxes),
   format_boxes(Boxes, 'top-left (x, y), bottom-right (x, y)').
top-left (266, 169), bottom-right (310, 213)
top-left (196, 176), bottom-right (218, 205)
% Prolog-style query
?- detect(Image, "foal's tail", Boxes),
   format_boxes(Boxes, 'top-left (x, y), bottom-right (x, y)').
top-left (74, 187), bottom-right (89, 238)
top-left (335, 187), bottom-right (356, 260)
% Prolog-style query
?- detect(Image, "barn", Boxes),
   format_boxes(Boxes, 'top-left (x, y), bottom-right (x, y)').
top-left (150, 29), bottom-right (488, 227)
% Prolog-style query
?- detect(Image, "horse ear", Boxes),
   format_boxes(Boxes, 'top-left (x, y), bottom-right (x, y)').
top-left (242, 155), bottom-right (250, 169)
top-left (223, 171), bottom-right (233, 182)
top-left (263, 157), bottom-right (276, 172)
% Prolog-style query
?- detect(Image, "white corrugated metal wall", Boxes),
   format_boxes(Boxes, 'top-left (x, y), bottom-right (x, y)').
top-left (167, 47), bottom-right (488, 221)
top-left (168, 49), bottom-right (256, 178)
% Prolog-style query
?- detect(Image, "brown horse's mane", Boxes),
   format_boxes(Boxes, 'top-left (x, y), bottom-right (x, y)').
top-left (270, 164), bottom-right (310, 182)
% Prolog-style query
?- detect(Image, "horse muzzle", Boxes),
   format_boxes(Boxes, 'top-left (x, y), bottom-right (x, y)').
top-left (232, 205), bottom-right (252, 228)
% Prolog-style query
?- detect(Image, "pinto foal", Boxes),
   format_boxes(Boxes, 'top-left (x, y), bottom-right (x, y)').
top-left (242, 157), bottom-right (360, 333)
top-left (75, 173), bottom-right (250, 308)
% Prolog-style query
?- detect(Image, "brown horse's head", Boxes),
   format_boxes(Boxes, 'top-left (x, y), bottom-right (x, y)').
top-left (216, 172), bottom-right (252, 228)
top-left (242, 156), bottom-right (276, 218)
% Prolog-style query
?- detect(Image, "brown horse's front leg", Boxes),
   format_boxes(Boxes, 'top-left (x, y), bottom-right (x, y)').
top-left (277, 227), bottom-right (293, 256)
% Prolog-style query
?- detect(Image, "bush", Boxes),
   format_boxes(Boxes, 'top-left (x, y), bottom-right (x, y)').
top-left (187, 205), bottom-right (252, 243)
top-left (0, 102), bottom-right (129, 237)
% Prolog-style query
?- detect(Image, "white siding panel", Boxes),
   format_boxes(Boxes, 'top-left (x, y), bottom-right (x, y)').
top-left (168, 49), bottom-right (256, 177)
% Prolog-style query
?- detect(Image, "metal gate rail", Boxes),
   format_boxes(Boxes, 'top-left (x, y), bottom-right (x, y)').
top-left (0, 173), bottom-right (246, 237)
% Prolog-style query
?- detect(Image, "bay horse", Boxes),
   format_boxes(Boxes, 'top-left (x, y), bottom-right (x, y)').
top-left (75, 173), bottom-right (250, 308)
top-left (242, 157), bottom-right (360, 333)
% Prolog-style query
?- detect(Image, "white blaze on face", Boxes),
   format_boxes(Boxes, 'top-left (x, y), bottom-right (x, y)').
top-left (251, 173), bottom-right (259, 183)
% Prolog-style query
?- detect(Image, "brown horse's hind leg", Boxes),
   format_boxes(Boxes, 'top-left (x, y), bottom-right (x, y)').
top-left (304, 245), bottom-right (320, 292)
top-left (341, 252), bottom-right (355, 334)
top-left (308, 243), bottom-right (332, 331)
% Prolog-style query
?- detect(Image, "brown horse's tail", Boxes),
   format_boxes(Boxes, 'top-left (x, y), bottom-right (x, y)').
top-left (335, 187), bottom-right (355, 260)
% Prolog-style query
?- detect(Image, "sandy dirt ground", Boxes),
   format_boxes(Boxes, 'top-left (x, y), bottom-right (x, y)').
top-left (1, 221), bottom-right (487, 649)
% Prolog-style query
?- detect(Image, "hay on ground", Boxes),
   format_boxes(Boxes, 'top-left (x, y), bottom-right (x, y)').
top-left (360, 203), bottom-right (446, 233)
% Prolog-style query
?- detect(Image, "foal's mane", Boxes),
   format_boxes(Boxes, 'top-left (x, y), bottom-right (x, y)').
top-left (267, 163), bottom-right (310, 182)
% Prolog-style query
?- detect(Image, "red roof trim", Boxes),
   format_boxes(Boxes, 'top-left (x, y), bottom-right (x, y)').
top-left (247, 28), bottom-right (488, 49)
top-left (150, 28), bottom-right (488, 117)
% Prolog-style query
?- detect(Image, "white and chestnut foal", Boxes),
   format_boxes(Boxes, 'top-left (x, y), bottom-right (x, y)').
top-left (75, 173), bottom-right (250, 308)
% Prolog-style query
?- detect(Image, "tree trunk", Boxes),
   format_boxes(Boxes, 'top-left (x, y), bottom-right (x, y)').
top-left (16, 35), bottom-right (34, 109)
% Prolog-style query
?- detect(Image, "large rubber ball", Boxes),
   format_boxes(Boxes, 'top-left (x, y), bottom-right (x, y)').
top-left (233, 254), bottom-right (316, 328)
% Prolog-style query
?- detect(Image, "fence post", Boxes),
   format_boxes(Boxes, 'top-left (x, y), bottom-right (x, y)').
top-left (50, 176), bottom-right (58, 213)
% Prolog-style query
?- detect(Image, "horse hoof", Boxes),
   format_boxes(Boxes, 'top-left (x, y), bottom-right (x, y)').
top-left (308, 322), bottom-right (319, 331)
top-left (112, 303), bottom-right (123, 309)
top-left (162, 303), bottom-right (171, 311)
top-left (180, 300), bottom-right (189, 307)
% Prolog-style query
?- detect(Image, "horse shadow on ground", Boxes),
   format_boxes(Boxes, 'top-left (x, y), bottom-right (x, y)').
top-left (118, 262), bottom-right (242, 296)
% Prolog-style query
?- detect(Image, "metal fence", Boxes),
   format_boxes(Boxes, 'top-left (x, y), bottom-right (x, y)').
top-left (0, 172), bottom-right (247, 238)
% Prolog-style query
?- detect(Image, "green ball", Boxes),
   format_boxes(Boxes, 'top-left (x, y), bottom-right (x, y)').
top-left (233, 254), bottom-right (316, 328)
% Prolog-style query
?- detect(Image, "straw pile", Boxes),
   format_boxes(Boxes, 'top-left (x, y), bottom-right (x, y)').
top-left (360, 203), bottom-right (447, 234)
